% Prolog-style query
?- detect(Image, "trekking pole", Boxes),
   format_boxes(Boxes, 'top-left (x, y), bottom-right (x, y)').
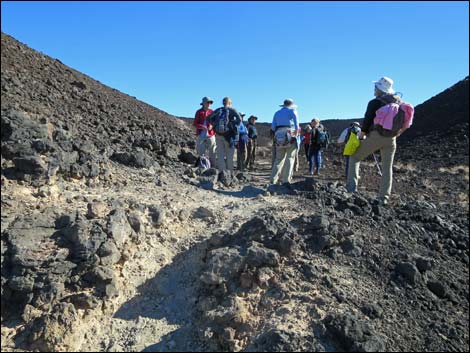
top-left (372, 153), bottom-right (382, 176)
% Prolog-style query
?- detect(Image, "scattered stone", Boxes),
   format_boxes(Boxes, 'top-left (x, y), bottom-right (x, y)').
top-left (395, 262), bottom-right (421, 284)
top-left (87, 201), bottom-right (108, 219)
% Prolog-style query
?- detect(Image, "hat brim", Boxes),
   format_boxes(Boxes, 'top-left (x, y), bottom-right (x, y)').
top-left (280, 104), bottom-right (298, 109)
top-left (200, 100), bottom-right (214, 105)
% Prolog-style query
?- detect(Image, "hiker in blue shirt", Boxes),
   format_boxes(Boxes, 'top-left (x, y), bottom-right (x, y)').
top-left (237, 113), bottom-right (249, 172)
top-left (270, 98), bottom-right (300, 185)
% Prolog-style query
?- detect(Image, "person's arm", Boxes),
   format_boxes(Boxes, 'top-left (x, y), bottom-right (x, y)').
top-left (208, 109), bottom-right (218, 126)
top-left (292, 110), bottom-right (300, 133)
top-left (193, 110), bottom-right (207, 132)
top-left (271, 113), bottom-right (277, 133)
top-left (361, 99), bottom-right (382, 137)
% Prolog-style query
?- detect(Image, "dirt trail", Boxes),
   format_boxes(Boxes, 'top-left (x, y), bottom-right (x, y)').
top-left (74, 155), bottom-right (303, 352)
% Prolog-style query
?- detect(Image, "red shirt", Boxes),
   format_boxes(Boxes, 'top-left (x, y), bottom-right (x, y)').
top-left (302, 131), bottom-right (311, 145)
top-left (193, 108), bottom-right (215, 137)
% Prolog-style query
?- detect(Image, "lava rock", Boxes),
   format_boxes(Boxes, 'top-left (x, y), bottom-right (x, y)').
top-left (246, 242), bottom-right (281, 268)
top-left (200, 247), bottom-right (245, 285)
top-left (395, 262), bottom-right (421, 284)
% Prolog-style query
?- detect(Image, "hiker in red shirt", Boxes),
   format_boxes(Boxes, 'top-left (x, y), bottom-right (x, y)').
top-left (302, 124), bottom-right (312, 163)
top-left (193, 96), bottom-right (216, 167)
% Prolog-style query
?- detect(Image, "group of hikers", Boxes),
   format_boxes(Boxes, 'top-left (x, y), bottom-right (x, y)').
top-left (193, 76), bottom-right (414, 206)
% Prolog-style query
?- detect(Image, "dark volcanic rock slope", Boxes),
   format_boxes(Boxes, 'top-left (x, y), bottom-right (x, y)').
top-left (1, 32), bottom-right (194, 183)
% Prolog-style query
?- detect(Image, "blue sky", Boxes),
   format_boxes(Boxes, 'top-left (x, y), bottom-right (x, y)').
top-left (1, 1), bottom-right (469, 123)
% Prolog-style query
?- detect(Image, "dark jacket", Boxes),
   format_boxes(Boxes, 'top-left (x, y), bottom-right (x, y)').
top-left (362, 94), bottom-right (399, 134)
top-left (247, 123), bottom-right (258, 139)
top-left (309, 127), bottom-right (322, 150)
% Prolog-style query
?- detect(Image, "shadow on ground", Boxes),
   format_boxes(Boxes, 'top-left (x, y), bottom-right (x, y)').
top-left (114, 239), bottom-right (211, 352)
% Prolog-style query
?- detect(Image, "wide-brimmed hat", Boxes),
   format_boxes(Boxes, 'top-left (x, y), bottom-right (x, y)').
top-left (200, 96), bottom-right (214, 105)
top-left (373, 77), bottom-right (395, 94)
top-left (240, 112), bottom-right (246, 117)
top-left (280, 98), bottom-right (297, 109)
top-left (248, 115), bottom-right (258, 121)
top-left (352, 121), bottom-right (360, 127)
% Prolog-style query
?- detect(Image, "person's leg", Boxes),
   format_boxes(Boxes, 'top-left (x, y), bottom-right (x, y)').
top-left (246, 140), bottom-right (252, 169)
top-left (346, 130), bottom-right (384, 193)
top-left (312, 147), bottom-right (320, 174)
top-left (207, 136), bottom-right (217, 168)
top-left (226, 139), bottom-right (235, 174)
top-left (294, 148), bottom-right (299, 172)
top-left (271, 143), bottom-right (277, 170)
top-left (196, 135), bottom-right (206, 157)
top-left (270, 145), bottom-right (288, 184)
top-left (237, 144), bottom-right (242, 171)
top-left (252, 140), bottom-right (257, 167)
top-left (319, 149), bottom-right (323, 169)
top-left (216, 136), bottom-right (227, 171)
top-left (304, 144), bottom-right (309, 162)
top-left (308, 147), bottom-right (315, 174)
top-left (345, 156), bottom-right (350, 179)
top-left (378, 137), bottom-right (397, 201)
top-left (248, 140), bottom-right (257, 169)
top-left (283, 144), bottom-right (297, 183)
top-left (241, 143), bottom-right (247, 172)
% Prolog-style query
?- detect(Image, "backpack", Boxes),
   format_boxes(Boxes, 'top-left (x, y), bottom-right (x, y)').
top-left (374, 97), bottom-right (414, 137)
top-left (196, 155), bottom-right (211, 169)
top-left (343, 132), bottom-right (361, 156)
top-left (274, 127), bottom-right (295, 146)
top-left (215, 108), bottom-right (230, 135)
top-left (318, 130), bottom-right (329, 148)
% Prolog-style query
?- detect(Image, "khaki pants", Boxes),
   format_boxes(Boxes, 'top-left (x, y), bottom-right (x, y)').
top-left (197, 134), bottom-right (216, 167)
top-left (215, 135), bottom-right (235, 172)
top-left (270, 143), bottom-right (297, 184)
top-left (346, 130), bottom-right (396, 200)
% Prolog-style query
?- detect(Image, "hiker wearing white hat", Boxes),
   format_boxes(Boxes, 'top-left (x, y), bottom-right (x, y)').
top-left (346, 76), bottom-right (411, 205)
top-left (270, 98), bottom-right (300, 185)
top-left (373, 76), bottom-right (395, 95)
top-left (193, 96), bottom-right (216, 166)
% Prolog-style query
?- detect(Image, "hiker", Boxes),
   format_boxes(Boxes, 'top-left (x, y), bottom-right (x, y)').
top-left (246, 115), bottom-right (258, 170)
top-left (237, 113), bottom-right (249, 172)
top-left (308, 118), bottom-right (324, 175)
top-left (293, 127), bottom-right (303, 172)
top-left (193, 96), bottom-right (216, 167)
top-left (302, 124), bottom-right (312, 163)
top-left (346, 76), bottom-right (414, 205)
top-left (338, 121), bottom-right (361, 178)
top-left (270, 98), bottom-right (300, 185)
top-left (208, 97), bottom-right (242, 173)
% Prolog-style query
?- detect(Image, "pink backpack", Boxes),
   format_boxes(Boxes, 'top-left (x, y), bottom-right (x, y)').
top-left (374, 98), bottom-right (414, 137)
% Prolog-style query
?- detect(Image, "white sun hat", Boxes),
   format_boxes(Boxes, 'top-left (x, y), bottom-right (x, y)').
top-left (373, 76), bottom-right (395, 94)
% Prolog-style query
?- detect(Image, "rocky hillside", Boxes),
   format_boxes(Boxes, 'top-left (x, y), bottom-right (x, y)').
top-left (1, 32), bottom-right (468, 353)
top-left (1, 32), bottom-right (195, 185)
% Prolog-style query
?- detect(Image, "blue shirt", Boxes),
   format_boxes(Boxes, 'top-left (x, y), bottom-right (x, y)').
top-left (272, 107), bottom-right (299, 131)
top-left (239, 121), bottom-right (248, 135)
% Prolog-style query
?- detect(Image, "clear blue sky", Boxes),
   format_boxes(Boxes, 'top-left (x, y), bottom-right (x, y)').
top-left (2, 1), bottom-right (469, 123)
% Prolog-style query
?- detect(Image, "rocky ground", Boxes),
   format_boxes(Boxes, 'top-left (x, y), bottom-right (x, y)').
top-left (1, 32), bottom-right (469, 352)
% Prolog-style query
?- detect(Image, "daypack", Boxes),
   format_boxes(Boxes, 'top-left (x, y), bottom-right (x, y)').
top-left (318, 130), bottom-right (330, 148)
top-left (374, 97), bottom-right (414, 137)
top-left (274, 127), bottom-right (296, 146)
top-left (197, 155), bottom-right (211, 169)
top-left (215, 108), bottom-right (230, 135)
top-left (343, 132), bottom-right (361, 156)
